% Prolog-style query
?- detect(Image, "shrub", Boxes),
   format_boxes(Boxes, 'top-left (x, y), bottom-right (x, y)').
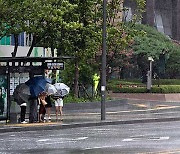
top-left (152, 85), bottom-right (180, 93)
top-left (112, 86), bottom-right (146, 93)
top-left (64, 95), bottom-right (88, 104)
top-left (153, 79), bottom-right (180, 85)
top-left (111, 85), bottom-right (180, 93)
top-left (108, 79), bottom-right (180, 93)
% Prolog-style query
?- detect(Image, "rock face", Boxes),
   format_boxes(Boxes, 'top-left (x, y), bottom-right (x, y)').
top-left (124, 0), bottom-right (180, 41)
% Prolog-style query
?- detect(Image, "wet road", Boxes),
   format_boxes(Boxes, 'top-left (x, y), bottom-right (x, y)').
top-left (1, 121), bottom-right (180, 154)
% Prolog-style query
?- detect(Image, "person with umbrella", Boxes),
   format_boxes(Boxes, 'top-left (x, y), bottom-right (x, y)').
top-left (13, 83), bottom-right (31, 124)
top-left (44, 95), bottom-right (53, 122)
top-left (19, 103), bottom-right (27, 124)
top-left (42, 83), bottom-right (57, 122)
top-left (53, 95), bottom-right (63, 121)
top-left (54, 83), bottom-right (70, 121)
top-left (38, 92), bottom-right (47, 122)
top-left (25, 76), bottom-right (51, 123)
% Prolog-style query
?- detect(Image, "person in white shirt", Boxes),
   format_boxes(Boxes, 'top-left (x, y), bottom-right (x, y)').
top-left (54, 96), bottom-right (64, 121)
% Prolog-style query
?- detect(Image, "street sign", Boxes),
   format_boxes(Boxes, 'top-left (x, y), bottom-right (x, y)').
top-left (45, 62), bottom-right (64, 70)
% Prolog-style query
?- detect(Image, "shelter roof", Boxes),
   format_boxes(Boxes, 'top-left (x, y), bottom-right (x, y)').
top-left (0, 56), bottom-right (73, 62)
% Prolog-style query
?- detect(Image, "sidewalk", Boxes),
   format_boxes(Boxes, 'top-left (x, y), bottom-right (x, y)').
top-left (1, 97), bottom-right (180, 133)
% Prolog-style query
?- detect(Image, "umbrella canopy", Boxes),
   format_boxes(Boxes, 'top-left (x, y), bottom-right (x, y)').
top-left (45, 83), bottom-right (57, 95)
top-left (13, 83), bottom-right (31, 105)
top-left (54, 83), bottom-right (70, 97)
top-left (25, 76), bottom-right (51, 98)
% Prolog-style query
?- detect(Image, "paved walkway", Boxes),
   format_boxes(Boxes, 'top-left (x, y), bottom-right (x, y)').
top-left (109, 92), bottom-right (180, 102)
top-left (1, 95), bottom-right (180, 133)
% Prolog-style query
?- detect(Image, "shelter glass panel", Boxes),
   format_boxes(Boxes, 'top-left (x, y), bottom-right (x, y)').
top-left (0, 75), bottom-right (8, 119)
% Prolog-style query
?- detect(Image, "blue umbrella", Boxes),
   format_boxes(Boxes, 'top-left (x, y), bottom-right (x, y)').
top-left (25, 76), bottom-right (52, 98)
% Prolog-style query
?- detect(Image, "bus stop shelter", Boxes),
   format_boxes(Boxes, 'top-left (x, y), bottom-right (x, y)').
top-left (0, 56), bottom-right (72, 122)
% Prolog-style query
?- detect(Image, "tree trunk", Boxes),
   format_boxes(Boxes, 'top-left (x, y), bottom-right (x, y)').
top-left (12, 34), bottom-right (19, 57)
top-left (51, 46), bottom-right (54, 57)
top-left (27, 35), bottom-right (36, 57)
top-left (51, 46), bottom-right (57, 84)
top-left (74, 60), bottom-right (79, 97)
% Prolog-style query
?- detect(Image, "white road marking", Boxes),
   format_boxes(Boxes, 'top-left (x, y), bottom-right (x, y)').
top-left (158, 137), bottom-right (169, 140)
top-left (84, 144), bottom-right (123, 150)
top-left (37, 136), bottom-right (88, 145)
top-left (122, 136), bottom-right (169, 142)
top-left (75, 137), bottom-right (88, 140)
top-left (38, 141), bottom-right (76, 145)
top-left (123, 138), bottom-right (133, 141)
top-left (9, 135), bottom-right (16, 137)
top-left (38, 139), bottom-right (50, 142)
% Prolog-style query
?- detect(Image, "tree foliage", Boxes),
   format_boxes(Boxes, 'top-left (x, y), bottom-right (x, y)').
top-left (0, 0), bottom-right (79, 56)
top-left (166, 47), bottom-right (180, 78)
top-left (132, 24), bottom-right (173, 56)
top-left (0, 0), bottom-right (24, 37)
top-left (130, 24), bottom-right (180, 79)
top-left (0, 0), bottom-right (147, 97)
top-left (57, 0), bottom-right (102, 96)
top-left (105, 0), bottom-right (146, 79)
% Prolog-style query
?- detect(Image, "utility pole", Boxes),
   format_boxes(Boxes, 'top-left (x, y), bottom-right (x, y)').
top-left (101, 0), bottom-right (107, 120)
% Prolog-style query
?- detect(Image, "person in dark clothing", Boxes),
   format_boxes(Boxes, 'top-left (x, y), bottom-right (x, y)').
top-left (29, 98), bottom-right (38, 123)
top-left (20, 103), bottom-right (27, 124)
top-left (39, 103), bottom-right (46, 122)
top-left (0, 88), bottom-right (4, 115)
top-left (38, 92), bottom-right (47, 123)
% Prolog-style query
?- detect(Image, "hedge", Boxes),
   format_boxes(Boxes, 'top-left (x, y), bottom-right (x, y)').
top-left (111, 85), bottom-right (180, 93)
top-left (153, 79), bottom-right (180, 85)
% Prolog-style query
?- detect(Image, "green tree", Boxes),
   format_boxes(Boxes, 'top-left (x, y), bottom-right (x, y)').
top-left (0, 0), bottom-right (147, 98)
top-left (0, 0), bottom-right (25, 56)
top-left (166, 47), bottom-right (180, 78)
top-left (0, 0), bottom-right (79, 57)
top-left (58, 0), bottom-right (101, 97)
top-left (23, 0), bottom-right (79, 56)
top-left (131, 24), bottom-right (180, 79)
top-left (59, 0), bottom-right (146, 97)
top-left (105, 0), bottom-right (146, 80)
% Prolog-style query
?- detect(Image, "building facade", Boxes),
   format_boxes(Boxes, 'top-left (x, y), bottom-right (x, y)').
top-left (124, 0), bottom-right (180, 41)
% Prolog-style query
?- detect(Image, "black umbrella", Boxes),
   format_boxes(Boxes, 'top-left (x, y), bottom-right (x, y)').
top-left (13, 83), bottom-right (31, 105)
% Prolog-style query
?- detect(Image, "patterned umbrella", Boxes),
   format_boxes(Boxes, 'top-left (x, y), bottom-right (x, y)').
top-left (45, 83), bottom-right (57, 95)
top-left (54, 83), bottom-right (70, 97)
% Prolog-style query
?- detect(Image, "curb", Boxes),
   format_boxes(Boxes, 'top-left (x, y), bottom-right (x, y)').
top-left (1, 117), bottom-right (180, 134)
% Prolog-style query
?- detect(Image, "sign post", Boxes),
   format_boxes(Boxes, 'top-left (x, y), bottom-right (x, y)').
top-left (147, 57), bottom-right (154, 92)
